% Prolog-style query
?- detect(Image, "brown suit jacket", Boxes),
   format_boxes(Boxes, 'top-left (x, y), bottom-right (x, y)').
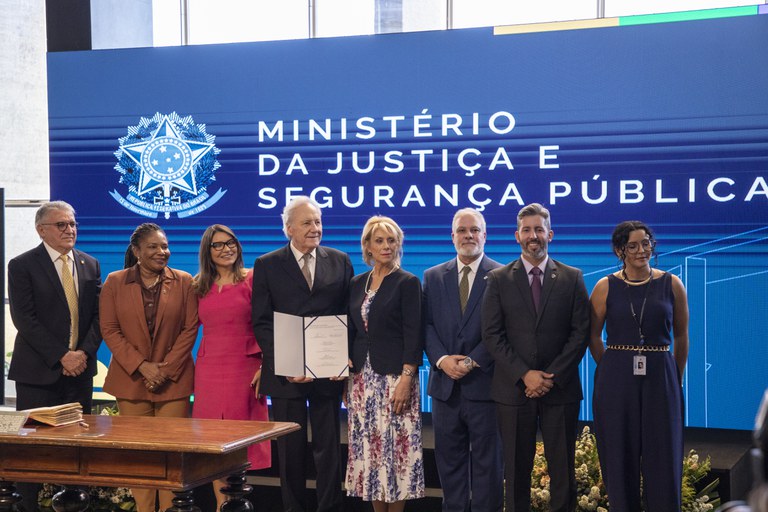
top-left (100, 265), bottom-right (198, 401)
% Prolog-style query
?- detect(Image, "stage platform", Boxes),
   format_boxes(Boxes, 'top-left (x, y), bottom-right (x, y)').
top-left (2, 399), bottom-right (755, 510)
top-left (190, 419), bottom-right (756, 511)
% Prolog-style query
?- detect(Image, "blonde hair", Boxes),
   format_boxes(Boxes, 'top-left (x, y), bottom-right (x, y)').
top-left (360, 216), bottom-right (404, 267)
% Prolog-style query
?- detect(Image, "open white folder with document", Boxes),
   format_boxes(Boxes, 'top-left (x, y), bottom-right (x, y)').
top-left (273, 312), bottom-right (349, 379)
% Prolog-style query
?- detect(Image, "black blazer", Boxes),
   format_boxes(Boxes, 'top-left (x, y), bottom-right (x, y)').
top-left (349, 268), bottom-right (423, 376)
top-left (8, 243), bottom-right (102, 385)
top-left (252, 243), bottom-right (353, 399)
top-left (481, 257), bottom-right (589, 405)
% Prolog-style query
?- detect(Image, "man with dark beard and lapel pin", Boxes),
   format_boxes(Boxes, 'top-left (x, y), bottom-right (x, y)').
top-left (482, 203), bottom-right (589, 512)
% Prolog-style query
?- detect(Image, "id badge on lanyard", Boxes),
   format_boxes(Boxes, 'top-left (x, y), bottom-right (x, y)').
top-left (633, 355), bottom-right (647, 376)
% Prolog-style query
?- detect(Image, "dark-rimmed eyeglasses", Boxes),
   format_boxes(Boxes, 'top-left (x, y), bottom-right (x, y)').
top-left (40, 221), bottom-right (78, 231)
top-left (625, 239), bottom-right (656, 253)
top-left (210, 239), bottom-right (238, 251)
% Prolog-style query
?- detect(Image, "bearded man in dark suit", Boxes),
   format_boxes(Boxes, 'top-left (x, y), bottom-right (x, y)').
top-left (482, 203), bottom-right (590, 512)
top-left (8, 200), bottom-right (102, 511)
top-left (252, 196), bottom-right (353, 512)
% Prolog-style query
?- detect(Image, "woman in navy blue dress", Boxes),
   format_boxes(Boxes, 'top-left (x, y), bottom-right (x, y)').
top-left (589, 221), bottom-right (689, 511)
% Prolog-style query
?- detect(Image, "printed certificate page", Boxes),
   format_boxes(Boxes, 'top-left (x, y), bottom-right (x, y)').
top-left (303, 315), bottom-right (349, 379)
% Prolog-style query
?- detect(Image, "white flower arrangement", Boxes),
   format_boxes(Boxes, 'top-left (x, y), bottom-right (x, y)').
top-left (529, 426), bottom-right (721, 511)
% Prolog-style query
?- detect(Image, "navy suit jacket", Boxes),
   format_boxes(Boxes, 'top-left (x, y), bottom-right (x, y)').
top-left (482, 257), bottom-right (590, 406)
top-left (424, 255), bottom-right (501, 402)
top-left (8, 243), bottom-right (102, 386)
top-left (252, 243), bottom-right (353, 399)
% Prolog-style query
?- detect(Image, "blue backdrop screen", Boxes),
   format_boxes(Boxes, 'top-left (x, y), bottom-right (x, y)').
top-left (48, 13), bottom-right (768, 429)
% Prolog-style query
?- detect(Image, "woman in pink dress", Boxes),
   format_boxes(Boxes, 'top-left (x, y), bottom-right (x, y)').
top-left (192, 224), bottom-right (271, 508)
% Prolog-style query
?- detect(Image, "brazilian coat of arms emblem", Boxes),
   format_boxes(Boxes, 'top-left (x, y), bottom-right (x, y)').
top-left (111, 112), bottom-right (225, 219)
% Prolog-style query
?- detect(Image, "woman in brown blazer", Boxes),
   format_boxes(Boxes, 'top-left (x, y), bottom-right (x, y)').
top-left (100, 223), bottom-right (198, 512)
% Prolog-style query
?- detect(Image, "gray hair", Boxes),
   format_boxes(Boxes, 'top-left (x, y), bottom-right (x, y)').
top-left (35, 201), bottom-right (76, 226)
top-left (281, 196), bottom-right (322, 238)
top-left (452, 208), bottom-right (486, 233)
top-left (517, 203), bottom-right (551, 231)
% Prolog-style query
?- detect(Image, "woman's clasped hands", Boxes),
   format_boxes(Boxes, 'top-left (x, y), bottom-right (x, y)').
top-left (139, 360), bottom-right (169, 392)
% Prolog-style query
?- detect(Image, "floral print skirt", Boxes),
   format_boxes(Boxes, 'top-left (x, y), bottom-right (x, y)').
top-left (345, 356), bottom-right (425, 502)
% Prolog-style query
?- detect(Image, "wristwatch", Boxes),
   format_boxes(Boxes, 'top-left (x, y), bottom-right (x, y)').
top-left (462, 356), bottom-right (474, 369)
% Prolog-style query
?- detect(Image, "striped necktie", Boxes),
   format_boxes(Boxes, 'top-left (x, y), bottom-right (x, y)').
top-left (459, 266), bottom-right (471, 313)
top-left (60, 254), bottom-right (79, 350)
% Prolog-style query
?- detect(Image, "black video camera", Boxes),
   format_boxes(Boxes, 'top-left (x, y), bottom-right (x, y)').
top-left (717, 389), bottom-right (768, 512)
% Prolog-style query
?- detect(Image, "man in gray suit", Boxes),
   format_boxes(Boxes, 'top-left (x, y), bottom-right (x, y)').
top-left (482, 203), bottom-right (589, 512)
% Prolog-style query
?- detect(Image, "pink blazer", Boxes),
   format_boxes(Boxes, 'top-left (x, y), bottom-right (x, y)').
top-left (100, 266), bottom-right (198, 401)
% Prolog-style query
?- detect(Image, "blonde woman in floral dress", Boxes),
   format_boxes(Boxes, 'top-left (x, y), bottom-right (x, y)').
top-left (346, 216), bottom-right (425, 512)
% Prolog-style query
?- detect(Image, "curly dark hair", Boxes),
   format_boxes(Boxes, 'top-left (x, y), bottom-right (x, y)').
top-left (611, 220), bottom-right (656, 266)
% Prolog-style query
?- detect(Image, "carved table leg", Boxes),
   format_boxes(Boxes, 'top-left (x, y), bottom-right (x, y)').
top-left (165, 489), bottom-right (201, 512)
top-left (0, 481), bottom-right (22, 512)
top-left (219, 471), bottom-right (253, 512)
top-left (51, 486), bottom-right (89, 512)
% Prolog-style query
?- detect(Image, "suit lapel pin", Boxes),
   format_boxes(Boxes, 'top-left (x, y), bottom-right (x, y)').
top-left (80, 260), bottom-right (85, 264)
top-left (551, 273), bottom-right (556, 279)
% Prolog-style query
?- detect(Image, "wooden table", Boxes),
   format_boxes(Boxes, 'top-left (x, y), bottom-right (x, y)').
top-left (0, 414), bottom-right (299, 511)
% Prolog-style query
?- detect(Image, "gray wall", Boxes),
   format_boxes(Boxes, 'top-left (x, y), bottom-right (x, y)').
top-left (0, 0), bottom-right (49, 402)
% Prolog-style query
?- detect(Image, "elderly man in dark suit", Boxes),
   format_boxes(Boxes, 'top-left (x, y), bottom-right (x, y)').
top-left (252, 196), bottom-right (353, 512)
top-left (482, 203), bottom-right (590, 512)
top-left (423, 208), bottom-right (503, 512)
top-left (8, 200), bottom-right (102, 512)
